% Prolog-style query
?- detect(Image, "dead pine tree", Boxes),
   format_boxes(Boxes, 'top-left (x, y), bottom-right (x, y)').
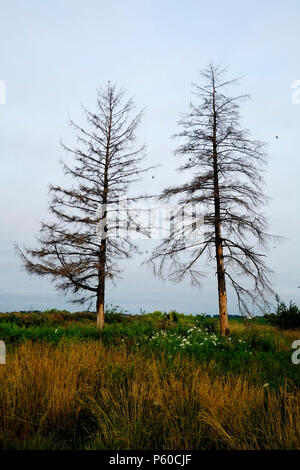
top-left (16, 83), bottom-right (151, 329)
top-left (147, 64), bottom-right (279, 336)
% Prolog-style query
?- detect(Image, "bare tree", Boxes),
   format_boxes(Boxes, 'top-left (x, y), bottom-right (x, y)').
top-left (16, 83), bottom-right (151, 329)
top-left (147, 64), bottom-right (279, 335)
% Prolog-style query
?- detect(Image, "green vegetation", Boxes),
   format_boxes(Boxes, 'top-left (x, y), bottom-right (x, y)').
top-left (0, 308), bottom-right (300, 449)
top-left (264, 295), bottom-right (300, 330)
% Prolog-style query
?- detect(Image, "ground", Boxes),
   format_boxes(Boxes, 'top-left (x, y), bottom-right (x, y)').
top-left (0, 309), bottom-right (299, 450)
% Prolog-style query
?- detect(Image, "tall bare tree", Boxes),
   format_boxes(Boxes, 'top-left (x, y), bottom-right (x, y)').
top-left (147, 64), bottom-right (278, 335)
top-left (16, 83), bottom-right (150, 329)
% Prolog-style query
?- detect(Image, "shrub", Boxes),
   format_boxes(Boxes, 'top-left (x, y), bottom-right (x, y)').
top-left (264, 296), bottom-right (300, 330)
top-left (194, 313), bottom-right (217, 333)
top-left (105, 304), bottom-right (128, 315)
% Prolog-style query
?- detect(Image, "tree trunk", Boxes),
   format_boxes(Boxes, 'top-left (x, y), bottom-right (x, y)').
top-left (215, 225), bottom-right (229, 336)
top-left (96, 93), bottom-right (111, 330)
top-left (96, 267), bottom-right (105, 330)
top-left (96, 298), bottom-right (105, 330)
top-left (96, 238), bottom-right (106, 330)
top-left (212, 81), bottom-right (229, 336)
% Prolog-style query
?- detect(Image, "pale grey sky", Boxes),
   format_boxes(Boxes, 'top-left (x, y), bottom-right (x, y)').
top-left (0, 0), bottom-right (299, 314)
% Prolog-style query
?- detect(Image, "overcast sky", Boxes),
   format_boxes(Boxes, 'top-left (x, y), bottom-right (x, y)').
top-left (0, 0), bottom-right (299, 314)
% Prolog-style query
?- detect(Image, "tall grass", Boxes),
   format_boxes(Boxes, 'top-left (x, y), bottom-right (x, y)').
top-left (0, 341), bottom-right (300, 450)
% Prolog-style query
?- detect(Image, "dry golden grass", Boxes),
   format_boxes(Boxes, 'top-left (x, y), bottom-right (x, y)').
top-left (0, 340), bottom-right (300, 450)
top-left (230, 322), bottom-right (300, 351)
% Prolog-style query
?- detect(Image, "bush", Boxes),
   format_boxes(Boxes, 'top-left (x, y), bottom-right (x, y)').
top-left (264, 296), bottom-right (300, 330)
top-left (194, 313), bottom-right (217, 333)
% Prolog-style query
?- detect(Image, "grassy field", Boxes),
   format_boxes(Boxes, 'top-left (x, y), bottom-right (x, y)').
top-left (0, 309), bottom-right (300, 450)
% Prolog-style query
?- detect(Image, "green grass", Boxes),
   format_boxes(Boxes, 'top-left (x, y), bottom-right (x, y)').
top-left (1, 309), bottom-right (299, 389)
